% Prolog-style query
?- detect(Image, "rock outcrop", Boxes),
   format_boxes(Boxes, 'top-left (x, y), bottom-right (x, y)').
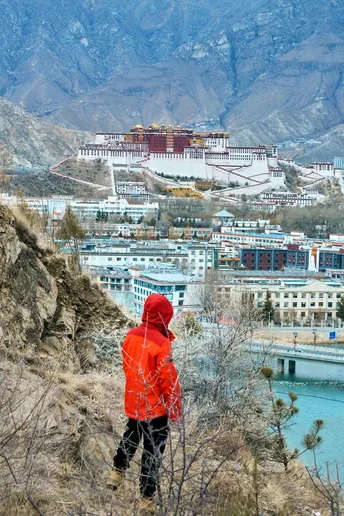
top-left (0, 204), bottom-right (130, 368)
top-left (0, 204), bottom-right (133, 514)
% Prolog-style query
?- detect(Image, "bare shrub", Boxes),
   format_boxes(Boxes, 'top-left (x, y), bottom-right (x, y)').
top-left (307, 460), bottom-right (344, 516)
top-left (172, 297), bottom-right (269, 434)
top-left (92, 329), bottom-right (128, 367)
top-left (0, 286), bottom-right (331, 516)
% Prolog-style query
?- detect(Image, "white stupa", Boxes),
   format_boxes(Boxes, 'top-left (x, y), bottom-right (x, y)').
top-left (308, 247), bottom-right (318, 272)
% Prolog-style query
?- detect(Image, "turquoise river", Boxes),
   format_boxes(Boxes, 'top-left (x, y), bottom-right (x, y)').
top-left (274, 359), bottom-right (344, 472)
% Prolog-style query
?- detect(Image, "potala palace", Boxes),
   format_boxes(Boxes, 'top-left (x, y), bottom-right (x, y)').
top-left (77, 123), bottom-right (285, 193)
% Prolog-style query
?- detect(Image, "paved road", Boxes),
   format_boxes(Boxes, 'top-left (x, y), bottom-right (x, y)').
top-left (258, 326), bottom-right (343, 331)
top-left (249, 341), bottom-right (344, 364)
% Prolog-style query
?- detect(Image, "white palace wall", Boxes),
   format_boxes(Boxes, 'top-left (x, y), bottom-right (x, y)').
top-left (77, 145), bottom-right (281, 184)
top-left (147, 156), bottom-right (208, 178)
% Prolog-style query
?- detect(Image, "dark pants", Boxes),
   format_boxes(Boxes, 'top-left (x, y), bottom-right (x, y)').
top-left (113, 414), bottom-right (169, 498)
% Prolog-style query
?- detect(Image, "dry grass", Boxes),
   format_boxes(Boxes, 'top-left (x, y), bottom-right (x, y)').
top-left (11, 205), bottom-right (58, 255)
top-left (0, 355), bottom-right (330, 516)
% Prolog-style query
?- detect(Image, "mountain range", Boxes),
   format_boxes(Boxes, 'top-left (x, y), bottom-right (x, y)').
top-left (1, 0), bottom-right (344, 161)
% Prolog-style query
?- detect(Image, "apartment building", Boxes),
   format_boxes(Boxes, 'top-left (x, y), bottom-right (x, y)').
top-left (255, 279), bottom-right (343, 323)
top-left (91, 267), bottom-right (132, 294)
top-left (88, 264), bottom-right (179, 312)
top-left (211, 231), bottom-right (284, 247)
top-left (249, 201), bottom-right (276, 213)
top-left (240, 248), bottom-right (309, 271)
top-left (133, 272), bottom-right (202, 316)
top-left (80, 241), bottom-right (216, 279)
top-left (115, 182), bottom-right (150, 202)
top-left (70, 197), bottom-right (158, 223)
top-left (9, 195), bottom-right (158, 224)
top-left (261, 192), bottom-right (315, 207)
top-left (187, 244), bottom-right (216, 276)
top-left (81, 222), bottom-right (150, 238)
top-left (217, 274), bottom-right (344, 323)
top-left (240, 247), bottom-right (344, 271)
top-left (220, 219), bottom-right (270, 233)
top-left (116, 182), bottom-right (146, 195)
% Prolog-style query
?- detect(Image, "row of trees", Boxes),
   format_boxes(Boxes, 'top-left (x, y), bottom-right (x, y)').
top-left (274, 204), bottom-right (344, 238)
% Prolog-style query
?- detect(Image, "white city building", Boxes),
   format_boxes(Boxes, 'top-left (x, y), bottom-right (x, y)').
top-left (9, 195), bottom-right (159, 224)
top-left (133, 272), bottom-right (202, 316)
top-left (80, 241), bottom-right (216, 279)
top-left (313, 162), bottom-right (334, 174)
top-left (220, 219), bottom-right (271, 233)
top-left (211, 231), bottom-right (285, 247)
top-left (220, 278), bottom-right (343, 323)
top-left (116, 182), bottom-right (146, 195)
top-left (71, 197), bottom-right (158, 222)
top-left (261, 192), bottom-right (316, 207)
top-left (91, 266), bottom-right (132, 294)
top-left (204, 134), bottom-right (230, 151)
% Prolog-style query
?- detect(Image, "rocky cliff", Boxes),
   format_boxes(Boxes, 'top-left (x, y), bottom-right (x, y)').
top-left (0, 99), bottom-right (91, 169)
top-left (0, 204), bottom-right (129, 367)
top-left (0, 203), bottom-right (135, 514)
top-left (1, 0), bottom-right (344, 159)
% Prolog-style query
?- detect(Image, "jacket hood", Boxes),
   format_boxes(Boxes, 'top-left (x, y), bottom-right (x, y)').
top-left (141, 294), bottom-right (174, 336)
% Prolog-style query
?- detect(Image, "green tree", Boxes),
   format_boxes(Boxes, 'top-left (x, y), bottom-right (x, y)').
top-left (146, 217), bottom-right (156, 227)
top-left (337, 295), bottom-right (344, 320)
top-left (261, 367), bottom-right (324, 472)
top-left (58, 206), bottom-right (85, 274)
top-left (95, 209), bottom-right (108, 222)
top-left (262, 290), bottom-right (275, 324)
top-left (182, 312), bottom-right (202, 335)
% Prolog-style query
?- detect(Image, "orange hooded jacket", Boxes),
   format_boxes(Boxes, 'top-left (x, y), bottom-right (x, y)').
top-left (122, 294), bottom-right (182, 422)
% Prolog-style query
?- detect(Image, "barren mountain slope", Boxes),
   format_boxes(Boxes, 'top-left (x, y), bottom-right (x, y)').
top-left (0, 0), bottom-right (344, 159)
top-left (0, 99), bottom-right (92, 169)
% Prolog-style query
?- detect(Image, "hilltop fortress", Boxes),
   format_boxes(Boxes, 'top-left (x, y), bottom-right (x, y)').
top-left (78, 123), bottom-right (284, 190)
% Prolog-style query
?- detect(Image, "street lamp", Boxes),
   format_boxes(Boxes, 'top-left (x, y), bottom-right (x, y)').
top-left (312, 328), bottom-right (317, 350)
top-left (293, 331), bottom-right (298, 351)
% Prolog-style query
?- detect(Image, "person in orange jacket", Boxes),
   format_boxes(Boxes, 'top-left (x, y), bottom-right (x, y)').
top-left (106, 294), bottom-right (182, 513)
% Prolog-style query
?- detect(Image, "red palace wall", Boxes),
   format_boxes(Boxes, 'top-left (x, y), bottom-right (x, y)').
top-left (148, 134), bottom-right (190, 153)
top-left (149, 134), bottom-right (167, 152)
top-left (173, 135), bottom-right (190, 153)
